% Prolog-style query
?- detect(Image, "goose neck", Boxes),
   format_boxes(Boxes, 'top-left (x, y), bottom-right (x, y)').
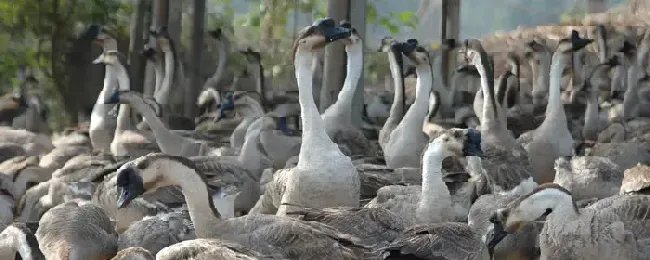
top-left (623, 63), bottom-right (639, 119)
top-left (126, 95), bottom-right (173, 139)
top-left (414, 65), bottom-right (433, 106)
top-left (545, 195), bottom-right (580, 224)
top-left (547, 52), bottom-right (568, 116)
top-left (387, 50), bottom-right (405, 118)
top-left (153, 57), bottom-right (164, 94)
top-left (111, 63), bottom-right (131, 91)
top-left (475, 59), bottom-right (499, 129)
top-left (154, 50), bottom-right (174, 104)
top-left (0, 226), bottom-right (41, 260)
top-left (295, 50), bottom-right (324, 137)
top-left (537, 52), bottom-right (551, 93)
top-left (165, 162), bottom-right (222, 237)
top-left (419, 154), bottom-right (451, 215)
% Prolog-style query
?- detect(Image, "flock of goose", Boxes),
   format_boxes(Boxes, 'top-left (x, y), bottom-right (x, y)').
top-left (0, 16), bottom-right (649, 260)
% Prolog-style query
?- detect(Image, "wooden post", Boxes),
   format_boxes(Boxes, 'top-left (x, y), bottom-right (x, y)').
top-left (167, 0), bottom-right (183, 115)
top-left (349, 0), bottom-right (365, 127)
top-left (320, 0), bottom-right (350, 112)
top-left (187, 0), bottom-right (206, 117)
top-left (143, 0), bottom-right (168, 98)
top-left (440, 0), bottom-right (460, 89)
top-left (127, 0), bottom-right (148, 94)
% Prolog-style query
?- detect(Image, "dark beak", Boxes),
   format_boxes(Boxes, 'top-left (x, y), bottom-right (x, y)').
top-left (116, 168), bottom-right (145, 208)
top-left (142, 45), bottom-right (157, 59)
top-left (570, 30), bottom-right (594, 51)
top-left (486, 213), bottom-right (508, 259)
top-left (104, 91), bottom-right (122, 105)
top-left (400, 39), bottom-right (418, 55)
top-left (463, 128), bottom-right (484, 157)
top-left (314, 18), bottom-right (352, 42)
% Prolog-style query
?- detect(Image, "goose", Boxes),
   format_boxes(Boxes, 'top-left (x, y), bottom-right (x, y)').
top-left (228, 91), bottom-right (265, 151)
top-left (0, 128), bottom-right (53, 156)
top-left (0, 155), bottom-right (52, 201)
top-left (384, 222), bottom-right (490, 260)
top-left (138, 26), bottom-right (195, 131)
top-left (320, 21), bottom-right (377, 159)
top-left (201, 28), bottom-right (229, 92)
top-left (0, 143), bottom-right (26, 163)
top-left (522, 30), bottom-right (593, 184)
top-left (461, 39), bottom-right (537, 195)
top-left (105, 90), bottom-right (209, 157)
top-left (0, 85), bottom-right (29, 126)
top-left (619, 164), bottom-right (650, 195)
top-left (118, 210), bottom-right (195, 256)
top-left (365, 128), bottom-right (484, 225)
top-left (382, 39), bottom-right (433, 169)
top-left (488, 183), bottom-right (642, 260)
top-left (0, 222), bottom-right (45, 260)
top-left (114, 153), bottom-right (381, 259)
top-left (154, 239), bottom-right (279, 260)
top-left (85, 25), bottom-right (120, 153)
top-left (257, 115), bottom-right (301, 169)
top-left (253, 19), bottom-right (360, 216)
top-left (553, 156), bottom-right (623, 201)
top-left (467, 194), bottom-right (538, 260)
top-left (111, 247), bottom-right (154, 260)
top-left (377, 37), bottom-right (406, 152)
top-left (93, 45), bottom-right (160, 159)
top-left (36, 201), bottom-right (118, 260)
top-left (12, 76), bottom-right (51, 134)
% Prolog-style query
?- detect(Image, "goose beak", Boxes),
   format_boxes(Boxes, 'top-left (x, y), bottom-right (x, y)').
top-left (142, 45), bottom-right (157, 59)
top-left (92, 53), bottom-right (105, 64)
top-left (400, 39), bottom-right (418, 55)
top-left (486, 214), bottom-right (508, 258)
top-left (463, 129), bottom-right (484, 157)
top-left (104, 91), bottom-right (121, 104)
top-left (116, 168), bottom-right (145, 209)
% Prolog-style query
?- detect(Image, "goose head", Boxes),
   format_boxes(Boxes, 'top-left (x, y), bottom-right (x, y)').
top-left (401, 39), bottom-right (429, 65)
top-left (104, 90), bottom-right (162, 117)
top-left (426, 128), bottom-right (484, 160)
top-left (91, 49), bottom-right (120, 65)
top-left (115, 154), bottom-right (216, 210)
top-left (486, 183), bottom-right (577, 253)
top-left (493, 183), bottom-right (576, 234)
top-left (558, 30), bottom-right (593, 53)
top-left (292, 18), bottom-right (352, 56)
top-left (378, 37), bottom-right (397, 52)
top-left (80, 24), bottom-right (107, 45)
top-left (339, 20), bottom-right (362, 50)
top-left (459, 39), bottom-right (490, 69)
top-left (523, 39), bottom-right (548, 59)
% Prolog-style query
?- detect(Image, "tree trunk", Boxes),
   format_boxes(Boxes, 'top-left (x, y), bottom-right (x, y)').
top-left (128, 0), bottom-right (147, 94)
top-left (187, 0), bottom-right (206, 117)
top-left (167, 0), bottom-right (183, 115)
top-left (319, 0), bottom-right (350, 112)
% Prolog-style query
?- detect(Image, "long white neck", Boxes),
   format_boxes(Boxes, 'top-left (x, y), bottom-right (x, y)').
top-left (155, 50), bottom-right (174, 105)
top-left (0, 226), bottom-right (39, 260)
top-left (383, 49), bottom-right (405, 130)
top-left (547, 52), bottom-right (569, 120)
top-left (402, 64), bottom-right (432, 128)
top-left (624, 60), bottom-right (639, 119)
top-left (294, 50), bottom-right (340, 161)
top-left (417, 151), bottom-right (452, 223)
top-left (165, 162), bottom-right (221, 238)
top-left (124, 95), bottom-right (175, 143)
top-left (476, 60), bottom-right (499, 131)
top-left (583, 79), bottom-right (600, 141)
top-left (153, 57), bottom-right (164, 96)
top-left (537, 51), bottom-right (552, 94)
top-left (112, 62), bottom-right (134, 132)
top-left (432, 52), bottom-right (452, 107)
top-left (539, 191), bottom-right (580, 224)
top-left (236, 129), bottom-right (266, 173)
top-left (322, 42), bottom-right (363, 126)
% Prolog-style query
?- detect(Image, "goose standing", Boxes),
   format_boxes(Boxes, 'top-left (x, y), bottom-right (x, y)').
top-left (86, 25), bottom-right (120, 153)
top-left (255, 19), bottom-right (360, 216)
top-left (377, 37), bottom-right (406, 151)
top-left (93, 45), bottom-right (160, 159)
top-left (320, 21), bottom-right (377, 159)
top-left (524, 31), bottom-right (593, 183)
top-left (382, 39), bottom-right (433, 169)
top-left (461, 39), bottom-right (537, 195)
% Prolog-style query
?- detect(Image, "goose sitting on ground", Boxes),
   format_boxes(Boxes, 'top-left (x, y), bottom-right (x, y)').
top-left (118, 210), bottom-right (196, 256)
top-left (488, 183), bottom-right (643, 260)
top-left (553, 156), bottom-right (624, 201)
top-left (251, 19), bottom-right (360, 216)
top-left (365, 128), bottom-right (484, 225)
top-left (36, 201), bottom-right (118, 260)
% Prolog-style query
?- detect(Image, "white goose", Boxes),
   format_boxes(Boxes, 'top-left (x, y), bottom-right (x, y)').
top-left (381, 39), bottom-right (433, 169)
top-left (253, 19), bottom-right (360, 216)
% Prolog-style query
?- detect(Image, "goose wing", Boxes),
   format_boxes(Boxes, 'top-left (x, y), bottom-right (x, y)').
top-left (285, 206), bottom-right (405, 246)
top-left (385, 222), bottom-right (485, 260)
top-left (156, 238), bottom-right (284, 260)
top-left (587, 195), bottom-right (650, 239)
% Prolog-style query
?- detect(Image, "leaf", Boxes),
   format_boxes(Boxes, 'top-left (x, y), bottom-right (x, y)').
top-left (366, 3), bottom-right (378, 24)
top-left (388, 24), bottom-right (399, 35)
top-left (398, 11), bottom-right (416, 23)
